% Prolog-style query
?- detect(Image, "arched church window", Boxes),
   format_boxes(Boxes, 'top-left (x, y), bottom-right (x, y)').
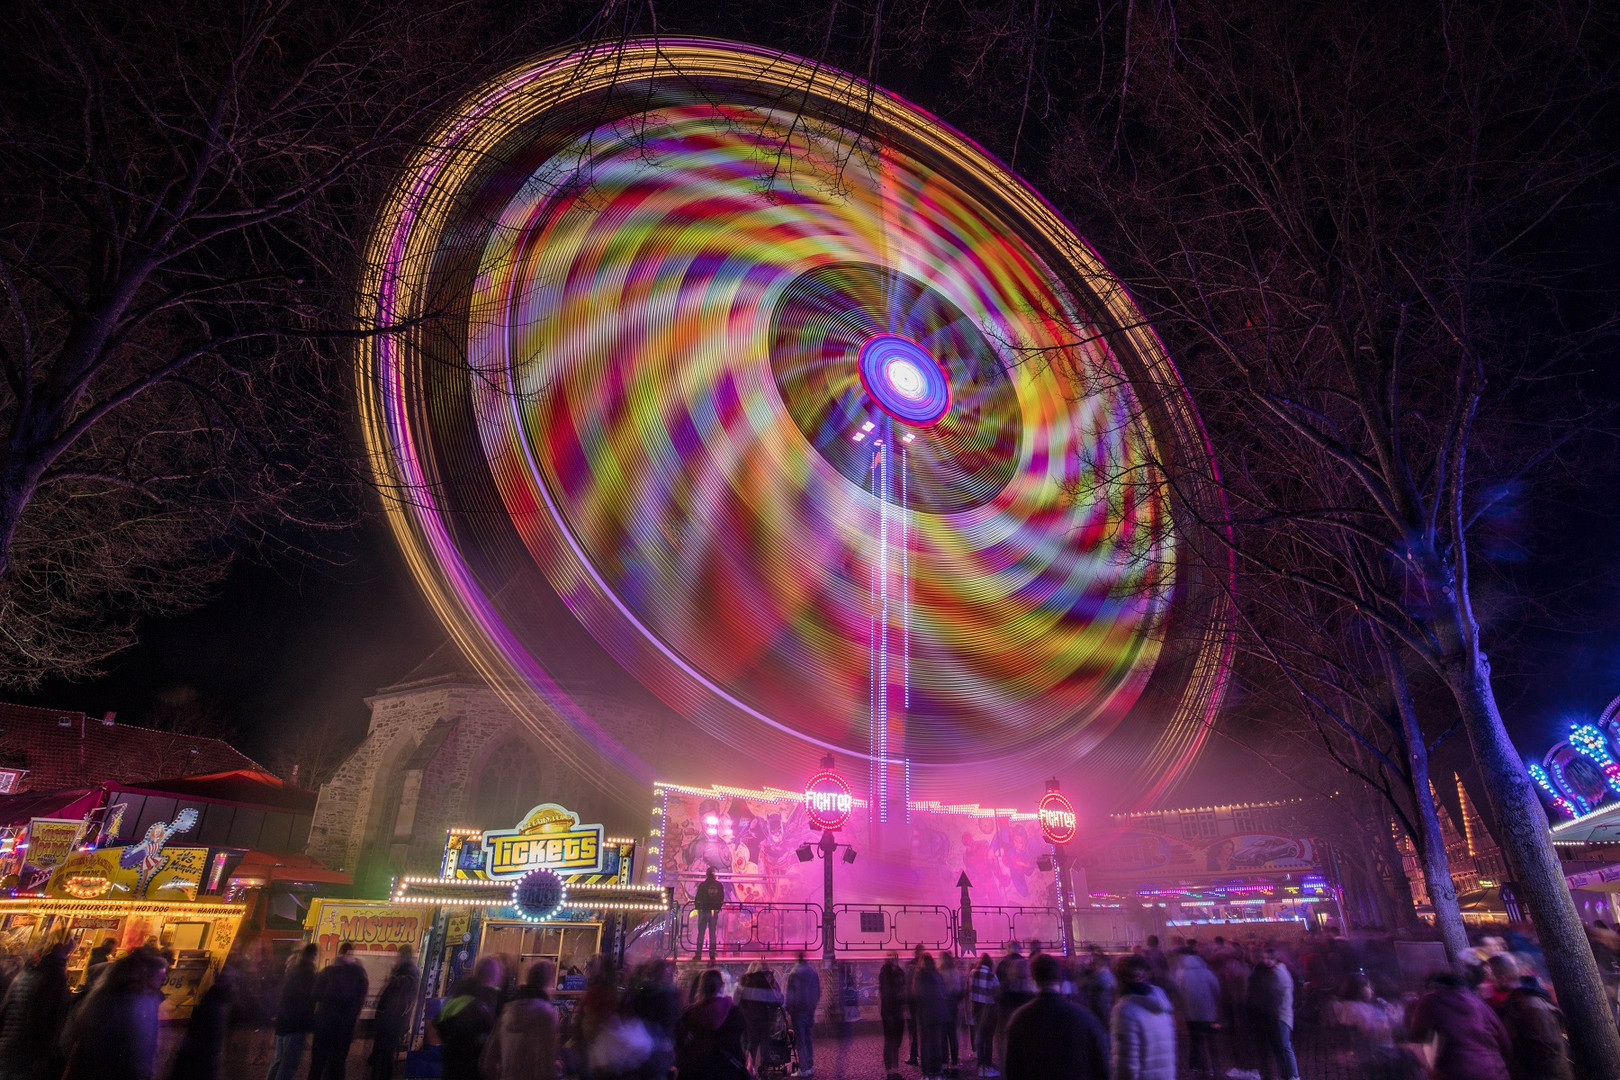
top-left (472, 739), bottom-right (543, 828)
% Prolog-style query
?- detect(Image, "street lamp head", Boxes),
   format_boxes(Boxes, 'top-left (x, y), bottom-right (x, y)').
top-left (841, 847), bottom-right (858, 865)
top-left (796, 842), bottom-right (815, 863)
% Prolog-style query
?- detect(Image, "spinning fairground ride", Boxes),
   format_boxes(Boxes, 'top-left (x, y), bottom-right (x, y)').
top-left (357, 39), bottom-right (1231, 830)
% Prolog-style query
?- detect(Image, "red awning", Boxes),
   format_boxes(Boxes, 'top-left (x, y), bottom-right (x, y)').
top-left (230, 851), bottom-right (351, 887)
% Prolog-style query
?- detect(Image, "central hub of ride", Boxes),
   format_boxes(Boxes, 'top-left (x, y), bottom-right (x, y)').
top-left (857, 334), bottom-right (952, 426)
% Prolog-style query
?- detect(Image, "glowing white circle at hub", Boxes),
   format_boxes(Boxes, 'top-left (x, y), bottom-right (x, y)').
top-left (886, 358), bottom-right (927, 400)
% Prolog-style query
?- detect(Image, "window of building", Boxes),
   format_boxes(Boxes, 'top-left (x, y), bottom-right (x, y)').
top-left (1180, 812), bottom-right (1219, 840)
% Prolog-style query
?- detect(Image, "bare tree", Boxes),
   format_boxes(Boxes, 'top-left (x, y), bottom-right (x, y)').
top-left (1046, 0), bottom-right (1620, 1068)
top-left (0, 0), bottom-right (569, 685)
top-left (265, 707), bottom-right (365, 791)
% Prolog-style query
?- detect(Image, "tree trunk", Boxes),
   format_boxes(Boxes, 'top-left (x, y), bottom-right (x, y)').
top-left (1449, 650), bottom-right (1620, 1079)
top-left (1383, 633), bottom-right (1471, 961)
top-left (1370, 817), bottom-right (1423, 934)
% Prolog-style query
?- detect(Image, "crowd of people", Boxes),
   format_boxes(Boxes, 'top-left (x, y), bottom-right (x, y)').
top-left (0, 925), bottom-right (1589, 1080)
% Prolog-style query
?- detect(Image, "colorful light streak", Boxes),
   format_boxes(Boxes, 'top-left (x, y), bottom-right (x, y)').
top-left (355, 38), bottom-right (1231, 797)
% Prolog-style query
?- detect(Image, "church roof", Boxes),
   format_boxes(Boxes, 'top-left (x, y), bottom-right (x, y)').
top-left (0, 702), bottom-right (261, 793)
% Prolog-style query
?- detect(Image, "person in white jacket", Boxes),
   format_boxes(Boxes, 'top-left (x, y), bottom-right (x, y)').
top-left (1173, 952), bottom-right (1222, 1078)
top-left (481, 960), bottom-right (559, 1080)
top-left (1111, 955), bottom-right (1176, 1080)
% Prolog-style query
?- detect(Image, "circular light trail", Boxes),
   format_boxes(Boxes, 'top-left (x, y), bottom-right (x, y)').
top-left (355, 38), bottom-right (1232, 804)
top-left (857, 334), bottom-right (952, 425)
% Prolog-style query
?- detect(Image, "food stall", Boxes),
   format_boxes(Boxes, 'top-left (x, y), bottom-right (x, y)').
top-left (0, 826), bottom-right (246, 1017)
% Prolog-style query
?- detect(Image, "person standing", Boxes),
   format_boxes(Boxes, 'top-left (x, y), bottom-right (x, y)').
top-left (481, 960), bottom-right (559, 1080)
top-left (1498, 975), bottom-right (1572, 1080)
top-left (368, 946), bottom-right (419, 1080)
top-left (693, 868), bottom-right (724, 962)
top-left (1081, 949), bottom-right (1116, 1053)
top-left (60, 948), bottom-right (170, 1080)
top-left (879, 952), bottom-right (908, 1080)
top-left (968, 954), bottom-right (998, 1077)
top-left (169, 961), bottom-right (237, 1080)
top-left (0, 943), bottom-right (71, 1080)
top-left (83, 939), bottom-right (117, 989)
top-left (905, 946), bottom-right (925, 1067)
top-left (913, 954), bottom-right (950, 1080)
top-left (1174, 951), bottom-right (1221, 1079)
top-left (437, 957), bottom-right (503, 1080)
top-left (673, 969), bottom-right (749, 1080)
top-left (1246, 949), bottom-right (1298, 1080)
top-left (1409, 972), bottom-right (1511, 1080)
top-left (786, 951), bottom-right (821, 1078)
top-left (1110, 954), bottom-right (1175, 1080)
top-left (308, 943), bottom-right (369, 1080)
top-left (267, 945), bottom-right (318, 1080)
top-left (1003, 953), bottom-right (1108, 1080)
top-left (938, 951), bottom-right (964, 1075)
top-left (630, 959), bottom-right (681, 1079)
top-left (995, 956), bottom-right (1035, 1079)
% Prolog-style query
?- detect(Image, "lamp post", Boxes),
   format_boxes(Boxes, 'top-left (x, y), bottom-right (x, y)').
top-left (1038, 780), bottom-right (1078, 957)
top-left (801, 756), bottom-right (857, 964)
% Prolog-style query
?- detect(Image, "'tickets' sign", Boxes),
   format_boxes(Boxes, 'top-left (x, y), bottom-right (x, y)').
top-left (1038, 791), bottom-right (1077, 846)
top-left (481, 804), bottom-right (606, 879)
top-left (804, 770), bottom-right (854, 831)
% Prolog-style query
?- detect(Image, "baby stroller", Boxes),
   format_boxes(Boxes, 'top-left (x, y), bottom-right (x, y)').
top-left (754, 1003), bottom-right (799, 1078)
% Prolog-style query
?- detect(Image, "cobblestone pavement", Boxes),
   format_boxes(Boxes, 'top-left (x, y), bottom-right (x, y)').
top-left (178, 1021), bottom-right (1367, 1079)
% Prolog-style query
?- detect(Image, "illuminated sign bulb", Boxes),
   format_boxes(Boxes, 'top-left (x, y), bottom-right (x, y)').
top-left (1038, 790), bottom-right (1078, 845)
top-left (1529, 762), bottom-right (1577, 818)
top-left (804, 769), bottom-right (854, 831)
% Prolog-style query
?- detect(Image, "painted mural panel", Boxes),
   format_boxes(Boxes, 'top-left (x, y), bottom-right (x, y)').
top-left (656, 785), bottom-right (1055, 910)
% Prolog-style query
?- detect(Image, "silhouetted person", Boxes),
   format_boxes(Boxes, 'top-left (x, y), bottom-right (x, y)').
top-left (673, 968), bottom-right (747, 1080)
top-left (308, 943), bottom-right (368, 1080)
top-left (968, 953), bottom-right (998, 1076)
top-left (630, 959), bottom-right (681, 1079)
top-left (368, 946), bottom-right (419, 1080)
top-left (83, 939), bottom-right (117, 990)
top-left (268, 945), bottom-right (318, 1080)
top-left (1246, 949), bottom-right (1297, 1080)
top-left (1410, 972), bottom-right (1511, 1080)
top-left (482, 960), bottom-right (559, 1080)
top-left (0, 943), bottom-right (71, 1080)
top-left (1004, 953), bottom-right (1108, 1080)
top-left (60, 948), bottom-right (169, 1080)
top-left (879, 951), bottom-right (907, 1078)
top-left (1500, 975), bottom-right (1572, 1080)
top-left (913, 953), bottom-right (950, 1080)
top-left (693, 868), bottom-right (724, 961)
top-left (170, 962), bottom-right (237, 1080)
top-left (786, 951), bottom-right (820, 1077)
top-left (435, 957), bottom-right (502, 1080)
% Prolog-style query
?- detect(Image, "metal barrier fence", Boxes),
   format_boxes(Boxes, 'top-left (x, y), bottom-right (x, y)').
top-left (962, 905), bottom-right (1064, 953)
top-left (673, 901), bottom-right (823, 956)
top-left (667, 901), bottom-right (1066, 958)
top-left (833, 904), bottom-right (955, 953)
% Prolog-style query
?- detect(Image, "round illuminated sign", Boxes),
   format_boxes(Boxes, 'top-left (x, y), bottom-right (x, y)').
top-left (512, 868), bottom-right (567, 922)
top-left (804, 770), bottom-right (854, 831)
top-left (1038, 791), bottom-right (1077, 845)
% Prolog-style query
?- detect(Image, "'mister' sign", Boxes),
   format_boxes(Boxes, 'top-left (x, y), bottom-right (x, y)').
top-left (482, 803), bottom-right (605, 879)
